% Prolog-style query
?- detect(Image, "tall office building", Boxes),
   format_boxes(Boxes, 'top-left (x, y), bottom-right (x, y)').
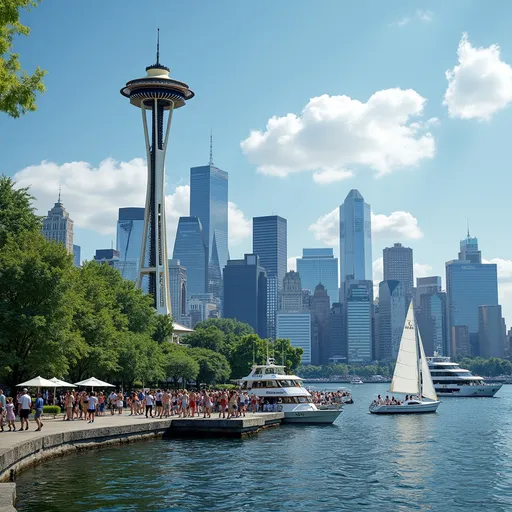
top-left (416, 276), bottom-right (448, 356)
top-left (310, 284), bottom-right (331, 364)
top-left (446, 234), bottom-right (498, 356)
top-left (73, 245), bottom-right (81, 268)
top-left (42, 195), bottom-right (74, 254)
top-left (116, 207), bottom-right (145, 283)
top-left (94, 249), bottom-right (120, 266)
top-left (169, 259), bottom-right (187, 324)
top-left (478, 305), bottom-right (506, 358)
top-left (280, 271), bottom-right (304, 312)
top-left (223, 254), bottom-right (267, 337)
top-left (345, 280), bottom-right (373, 363)
top-left (276, 312), bottom-right (312, 364)
top-left (339, 190), bottom-right (372, 284)
top-left (173, 217), bottom-right (208, 297)
top-left (190, 158), bottom-right (229, 300)
top-left (329, 303), bottom-right (346, 363)
top-left (297, 248), bottom-right (339, 304)
top-left (383, 243), bottom-right (414, 302)
top-left (459, 232), bottom-right (482, 263)
top-left (188, 293), bottom-right (220, 327)
top-left (253, 215), bottom-right (287, 339)
top-left (377, 280), bottom-right (406, 361)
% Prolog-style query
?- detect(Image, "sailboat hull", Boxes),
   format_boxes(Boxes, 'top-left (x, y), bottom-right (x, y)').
top-left (369, 400), bottom-right (440, 414)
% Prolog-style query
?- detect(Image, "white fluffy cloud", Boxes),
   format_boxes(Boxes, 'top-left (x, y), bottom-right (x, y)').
top-left (444, 34), bottom-right (512, 120)
top-left (392, 9), bottom-right (433, 27)
top-left (13, 159), bottom-right (252, 253)
top-left (309, 207), bottom-right (423, 247)
top-left (287, 256), bottom-right (298, 272)
top-left (241, 89), bottom-right (436, 182)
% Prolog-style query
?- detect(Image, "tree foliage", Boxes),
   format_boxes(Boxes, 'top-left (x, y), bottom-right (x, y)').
top-left (189, 347), bottom-right (231, 385)
top-left (1, 0), bottom-right (46, 118)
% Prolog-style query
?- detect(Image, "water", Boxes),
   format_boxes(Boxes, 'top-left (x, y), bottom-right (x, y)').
top-left (16, 383), bottom-right (512, 512)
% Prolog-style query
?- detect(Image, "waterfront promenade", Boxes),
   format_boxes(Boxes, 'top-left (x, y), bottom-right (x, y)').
top-left (0, 411), bottom-right (283, 511)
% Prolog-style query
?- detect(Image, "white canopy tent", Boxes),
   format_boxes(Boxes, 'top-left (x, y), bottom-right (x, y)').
top-left (74, 377), bottom-right (115, 391)
top-left (49, 378), bottom-right (75, 403)
top-left (17, 376), bottom-right (56, 389)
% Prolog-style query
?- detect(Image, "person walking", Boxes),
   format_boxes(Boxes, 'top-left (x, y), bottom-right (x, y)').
top-left (34, 393), bottom-right (44, 431)
top-left (144, 391), bottom-right (154, 418)
top-left (18, 388), bottom-right (32, 431)
top-left (6, 398), bottom-right (16, 431)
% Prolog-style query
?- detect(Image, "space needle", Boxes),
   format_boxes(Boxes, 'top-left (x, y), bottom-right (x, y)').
top-left (121, 30), bottom-right (194, 317)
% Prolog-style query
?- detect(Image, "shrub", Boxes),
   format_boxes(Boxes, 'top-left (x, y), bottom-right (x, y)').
top-left (211, 384), bottom-right (238, 391)
top-left (43, 405), bottom-right (61, 415)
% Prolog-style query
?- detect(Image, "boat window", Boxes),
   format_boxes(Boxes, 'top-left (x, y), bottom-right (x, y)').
top-left (265, 367), bottom-right (277, 375)
top-left (240, 382), bottom-right (247, 390)
top-left (279, 380), bottom-right (295, 387)
top-left (253, 368), bottom-right (262, 375)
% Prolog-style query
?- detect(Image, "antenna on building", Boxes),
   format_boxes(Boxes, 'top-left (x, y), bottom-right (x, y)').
top-left (467, 218), bottom-right (470, 238)
top-left (58, 184), bottom-right (62, 203)
top-left (209, 128), bottom-right (214, 166)
top-left (156, 28), bottom-right (160, 65)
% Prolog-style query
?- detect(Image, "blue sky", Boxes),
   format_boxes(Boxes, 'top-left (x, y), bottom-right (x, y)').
top-left (2, 1), bottom-right (512, 321)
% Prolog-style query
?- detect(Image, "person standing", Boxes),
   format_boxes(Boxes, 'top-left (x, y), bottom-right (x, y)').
top-left (144, 391), bottom-right (154, 418)
top-left (34, 393), bottom-right (44, 431)
top-left (117, 392), bottom-right (124, 415)
top-left (108, 391), bottom-right (117, 415)
top-left (0, 389), bottom-right (5, 432)
top-left (19, 388), bottom-right (32, 431)
top-left (87, 392), bottom-right (98, 423)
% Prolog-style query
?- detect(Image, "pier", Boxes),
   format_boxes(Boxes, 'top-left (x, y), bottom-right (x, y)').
top-left (0, 412), bottom-right (284, 510)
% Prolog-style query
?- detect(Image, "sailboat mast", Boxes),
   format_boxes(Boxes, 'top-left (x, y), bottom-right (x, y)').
top-left (415, 309), bottom-right (422, 400)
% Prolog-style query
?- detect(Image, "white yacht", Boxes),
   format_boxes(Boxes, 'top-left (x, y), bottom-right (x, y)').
top-left (350, 378), bottom-right (364, 385)
top-left (427, 356), bottom-right (502, 397)
top-left (239, 360), bottom-right (342, 424)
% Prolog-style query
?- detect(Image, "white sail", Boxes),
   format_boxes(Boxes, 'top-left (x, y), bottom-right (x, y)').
top-left (389, 303), bottom-right (419, 395)
top-left (419, 331), bottom-right (438, 401)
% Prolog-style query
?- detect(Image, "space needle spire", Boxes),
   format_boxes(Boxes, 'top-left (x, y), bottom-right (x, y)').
top-left (120, 31), bottom-right (194, 316)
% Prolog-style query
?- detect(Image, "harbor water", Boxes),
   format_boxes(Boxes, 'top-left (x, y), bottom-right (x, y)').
top-left (16, 383), bottom-right (512, 511)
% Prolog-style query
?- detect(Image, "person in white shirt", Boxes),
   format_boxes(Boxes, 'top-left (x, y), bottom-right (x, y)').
top-left (19, 389), bottom-right (32, 431)
top-left (108, 391), bottom-right (117, 415)
top-left (145, 392), bottom-right (154, 418)
top-left (87, 392), bottom-right (98, 423)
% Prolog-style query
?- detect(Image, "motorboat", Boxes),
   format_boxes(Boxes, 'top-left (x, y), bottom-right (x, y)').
top-left (369, 303), bottom-right (440, 415)
top-left (240, 359), bottom-right (342, 424)
top-left (350, 378), bottom-right (364, 385)
top-left (427, 356), bottom-right (502, 397)
top-left (337, 388), bottom-right (354, 404)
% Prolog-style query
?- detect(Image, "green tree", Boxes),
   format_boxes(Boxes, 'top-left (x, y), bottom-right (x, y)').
top-left (229, 334), bottom-right (269, 379)
top-left (274, 338), bottom-right (303, 372)
top-left (151, 314), bottom-right (174, 344)
top-left (189, 347), bottom-right (231, 386)
top-left (194, 318), bottom-right (255, 337)
top-left (183, 326), bottom-right (227, 353)
top-left (0, 176), bottom-right (41, 247)
top-left (164, 345), bottom-right (199, 388)
top-left (1, 0), bottom-right (46, 117)
top-left (0, 231), bottom-right (84, 390)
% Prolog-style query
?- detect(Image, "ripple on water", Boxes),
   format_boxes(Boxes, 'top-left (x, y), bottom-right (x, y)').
top-left (14, 384), bottom-right (512, 512)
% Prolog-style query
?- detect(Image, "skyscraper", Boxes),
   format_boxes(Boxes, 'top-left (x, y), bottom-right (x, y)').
top-left (223, 254), bottom-right (267, 337)
top-left (120, 34), bottom-right (194, 315)
top-left (252, 215), bottom-right (287, 286)
top-left (94, 249), bottom-right (120, 266)
top-left (416, 276), bottom-right (448, 356)
top-left (253, 215), bottom-right (287, 339)
top-left (116, 207), bottom-right (144, 283)
top-left (377, 280), bottom-right (406, 360)
top-left (280, 271), bottom-right (304, 312)
top-left (173, 217), bottom-right (208, 296)
top-left (276, 312), bottom-right (311, 364)
top-left (383, 243), bottom-right (414, 302)
top-left (459, 232), bottom-right (482, 263)
top-left (478, 305), bottom-right (506, 358)
top-left (297, 248), bottom-right (339, 304)
top-left (169, 259), bottom-right (187, 324)
top-left (190, 156), bottom-right (228, 300)
top-left (73, 245), bottom-right (81, 268)
top-left (345, 280), bottom-right (373, 363)
top-left (42, 195), bottom-right (74, 254)
top-left (310, 284), bottom-right (331, 364)
top-left (446, 234), bottom-right (498, 356)
top-left (329, 303), bottom-right (346, 363)
top-left (339, 189), bottom-right (372, 284)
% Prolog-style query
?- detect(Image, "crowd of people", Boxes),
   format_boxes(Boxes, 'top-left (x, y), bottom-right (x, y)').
top-left (372, 394), bottom-right (418, 406)
top-left (0, 387), bottom-right (292, 431)
top-left (309, 389), bottom-right (353, 405)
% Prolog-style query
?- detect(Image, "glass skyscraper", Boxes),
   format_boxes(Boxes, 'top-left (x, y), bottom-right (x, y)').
top-left (173, 216), bottom-right (208, 297)
top-left (383, 243), bottom-right (414, 301)
top-left (345, 280), bottom-right (373, 363)
top-left (190, 164), bottom-right (229, 300)
top-left (253, 215), bottom-right (287, 339)
top-left (116, 207), bottom-right (144, 283)
top-left (296, 248), bottom-right (338, 304)
top-left (446, 234), bottom-right (498, 356)
top-left (339, 190), bottom-right (372, 283)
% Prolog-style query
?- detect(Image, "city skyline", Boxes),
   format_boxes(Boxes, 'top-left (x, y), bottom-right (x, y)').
top-left (4, 2), bottom-right (512, 322)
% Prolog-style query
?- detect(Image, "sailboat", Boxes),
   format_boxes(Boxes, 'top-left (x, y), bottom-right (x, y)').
top-left (369, 302), bottom-right (440, 414)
